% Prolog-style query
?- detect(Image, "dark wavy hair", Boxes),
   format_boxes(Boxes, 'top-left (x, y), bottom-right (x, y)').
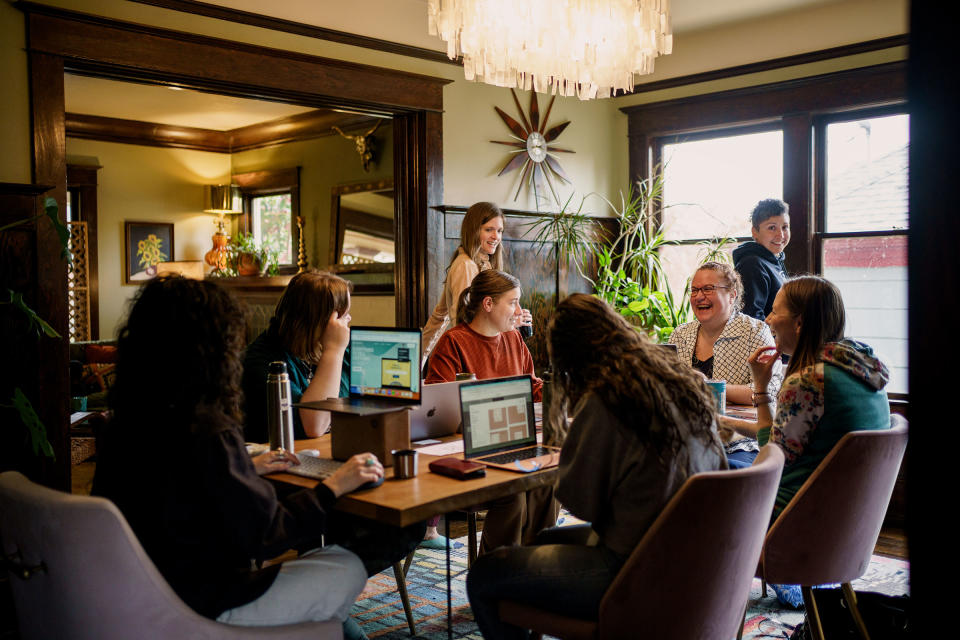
top-left (109, 276), bottom-right (247, 430)
top-left (547, 294), bottom-right (722, 464)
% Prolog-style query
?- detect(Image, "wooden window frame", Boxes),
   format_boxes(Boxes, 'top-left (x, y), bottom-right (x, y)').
top-left (232, 167), bottom-right (300, 275)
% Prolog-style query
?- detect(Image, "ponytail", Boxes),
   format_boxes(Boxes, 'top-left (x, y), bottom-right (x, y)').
top-left (457, 269), bottom-right (521, 327)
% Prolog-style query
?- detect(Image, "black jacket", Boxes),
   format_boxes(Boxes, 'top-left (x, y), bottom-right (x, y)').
top-left (733, 241), bottom-right (786, 320)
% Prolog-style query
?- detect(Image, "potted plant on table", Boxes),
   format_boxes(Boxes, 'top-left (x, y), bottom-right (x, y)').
top-left (228, 232), bottom-right (278, 276)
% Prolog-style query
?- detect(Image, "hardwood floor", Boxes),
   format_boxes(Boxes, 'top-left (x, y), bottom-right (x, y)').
top-left (876, 526), bottom-right (908, 560)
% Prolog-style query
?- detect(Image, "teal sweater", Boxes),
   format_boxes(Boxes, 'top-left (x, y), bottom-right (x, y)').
top-left (758, 339), bottom-right (890, 516)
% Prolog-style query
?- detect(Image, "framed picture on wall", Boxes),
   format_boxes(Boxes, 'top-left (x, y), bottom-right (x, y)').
top-left (124, 221), bottom-right (174, 284)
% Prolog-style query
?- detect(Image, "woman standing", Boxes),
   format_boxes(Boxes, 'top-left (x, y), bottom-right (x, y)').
top-left (733, 198), bottom-right (791, 320)
top-left (421, 201), bottom-right (531, 361)
top-left (669, 261), bottom-right (782, 466)
top-left (467, 294), bottom-right (726, 639)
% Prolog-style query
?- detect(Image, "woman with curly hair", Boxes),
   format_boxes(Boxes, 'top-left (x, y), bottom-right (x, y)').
top-left (466, 294), bottom-right (726, 639)
top-left (94, 276), bottom-right (409, 638)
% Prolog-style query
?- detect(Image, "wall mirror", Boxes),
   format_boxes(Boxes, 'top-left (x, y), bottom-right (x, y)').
top-left (328, 179), bottom-right (395, 293)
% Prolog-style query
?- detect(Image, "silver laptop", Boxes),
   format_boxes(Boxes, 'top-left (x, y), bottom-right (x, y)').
top-left (409, 380), bottom-right (465, 441)
top-left (459, 375), bottom-right (560, 473)
top-left (296, 326), bottom-right (422, 416)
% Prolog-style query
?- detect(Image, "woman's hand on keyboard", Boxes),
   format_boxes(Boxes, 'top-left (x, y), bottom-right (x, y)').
top-left (252, 450), bottom-right (299, 476)
top-left (322, 453), bottom-right (384, 497)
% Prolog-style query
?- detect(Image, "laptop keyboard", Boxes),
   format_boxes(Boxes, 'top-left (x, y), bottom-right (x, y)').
top-left (285, 454), bottom-right (344, 480)
top-left (479, 446), bottom-right (553, 465)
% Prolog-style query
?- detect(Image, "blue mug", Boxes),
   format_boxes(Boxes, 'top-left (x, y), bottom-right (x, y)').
top-left (704, 380), bottom-right (726, 415)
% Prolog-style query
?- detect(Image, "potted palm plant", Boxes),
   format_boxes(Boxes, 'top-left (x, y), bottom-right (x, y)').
top-left (525, 170), bottom-right (688, 342)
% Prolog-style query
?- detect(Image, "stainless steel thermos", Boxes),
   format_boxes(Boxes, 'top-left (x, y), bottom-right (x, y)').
top-left (266, 361), bottom-right (295, 452)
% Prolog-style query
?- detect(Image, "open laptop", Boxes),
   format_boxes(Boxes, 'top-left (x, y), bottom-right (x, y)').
top-left (459, 375), bottom-right (560, 473)
top-left (296, 326), bottom-right (421, 416)
top-left (409, 380), bottom-right (465, 441)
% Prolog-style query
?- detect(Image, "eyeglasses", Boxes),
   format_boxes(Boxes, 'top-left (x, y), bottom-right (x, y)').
top-left (690, 285), bottom-right (730, 296)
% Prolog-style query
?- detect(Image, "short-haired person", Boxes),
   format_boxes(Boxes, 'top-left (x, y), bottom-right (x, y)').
top-left (420, 201), bottom-right (532, 361)
top-left (243, 270), bottom-right (352, 441)
top-left (93, 276), bottom-right (411, 638)
top-left (669, 261), bottom-right (783, 467)
top-left (467, 294), bottom-right (726, 639)
top-left (721, 275), bottom-right (891, 517)
top-left (426, 270), bottom-right (554, 553)
top-left (734, 198), bottom-right (791, 320)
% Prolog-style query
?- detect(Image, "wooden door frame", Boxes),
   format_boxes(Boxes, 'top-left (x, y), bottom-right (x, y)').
top-left (21, 1), bottom-right (447, 486)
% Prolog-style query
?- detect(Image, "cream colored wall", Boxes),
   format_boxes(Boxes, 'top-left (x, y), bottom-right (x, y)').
top-left (66, 139), bottom-right (231, 337)
top-left (230, 129), bottom-right (393, 267)
top-left (0, 1), bottom-right (31, 184)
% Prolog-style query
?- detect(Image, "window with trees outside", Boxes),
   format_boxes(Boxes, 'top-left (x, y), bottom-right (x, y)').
top-left (233, 167), bottom-right (300, 273)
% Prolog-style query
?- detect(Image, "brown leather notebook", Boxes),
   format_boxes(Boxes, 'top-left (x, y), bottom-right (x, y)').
top-left (428, 457), bottom-right (486, 480)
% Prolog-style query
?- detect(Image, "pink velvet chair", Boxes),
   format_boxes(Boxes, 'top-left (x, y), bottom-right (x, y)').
top-left (0, 471), bottom-right (343, 640)
top-left (498, 444), bottom-right (785, 640)
top-left (756, 415), bottom-right (908, 640)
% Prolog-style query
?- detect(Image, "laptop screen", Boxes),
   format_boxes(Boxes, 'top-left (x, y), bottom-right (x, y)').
top-left (349, 327), bottom-right (422, 402)
top-left (460, 375), bottom-right (536, 457)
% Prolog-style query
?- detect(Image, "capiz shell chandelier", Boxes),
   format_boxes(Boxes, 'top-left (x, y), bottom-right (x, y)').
top-left (427, 0), bottom-right (672, 100)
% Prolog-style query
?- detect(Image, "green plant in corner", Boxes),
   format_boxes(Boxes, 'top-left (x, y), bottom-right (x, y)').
top-left (0, 196), bottom-right (70, 460)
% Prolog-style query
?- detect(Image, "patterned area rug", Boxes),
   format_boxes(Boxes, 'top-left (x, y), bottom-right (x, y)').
top-left (352, 537), bottom-right (909, 639)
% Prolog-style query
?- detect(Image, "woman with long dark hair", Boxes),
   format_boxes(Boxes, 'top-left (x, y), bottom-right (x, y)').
top-left (722, 275), bottom-right (891, 516)
top-left (466, 294), bottom-right (726, 639)
top-left (94, 276), bottom-right (412, 638)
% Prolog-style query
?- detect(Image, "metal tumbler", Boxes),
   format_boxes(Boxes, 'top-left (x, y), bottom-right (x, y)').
top-left (266, 361), bottom-right (295, 452)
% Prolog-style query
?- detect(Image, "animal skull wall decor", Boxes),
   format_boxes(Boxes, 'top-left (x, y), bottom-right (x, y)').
top-left (332, 120), bottom-right (383, 172)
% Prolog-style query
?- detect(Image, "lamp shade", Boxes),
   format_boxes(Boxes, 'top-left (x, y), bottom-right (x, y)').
top-left (203, 184), bottom-right (242, 214)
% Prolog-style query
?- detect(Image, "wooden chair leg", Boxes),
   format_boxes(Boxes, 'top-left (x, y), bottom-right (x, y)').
top-left (467, 511), bottom-right (479, 568)
top-left (801, 586), bottom-right (826, 640)
top-left (761, 578), bottom-right (768, 598)
top-left (393, 562), bottom-right (416, 636)
top-left (401, 550), bottom-right (415, 578)
top-left (841, 582), bottom-right (872, 640)
top-left (737, 603), bottom-right (747, 640)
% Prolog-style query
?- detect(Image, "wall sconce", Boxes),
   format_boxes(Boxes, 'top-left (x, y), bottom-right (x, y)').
top-left (203, 184), bottom-right (242, 275)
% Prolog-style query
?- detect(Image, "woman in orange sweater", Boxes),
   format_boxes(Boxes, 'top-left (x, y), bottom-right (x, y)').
top-left (426, 270), bottom-right (554, 554)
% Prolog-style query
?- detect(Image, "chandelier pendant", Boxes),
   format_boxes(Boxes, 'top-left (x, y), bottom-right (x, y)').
top-left (428, 0), bottom-right (673, 100)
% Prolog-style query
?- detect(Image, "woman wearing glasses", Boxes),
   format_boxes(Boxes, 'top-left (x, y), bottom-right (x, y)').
top-left (669, 262), bottom-right (782, 467)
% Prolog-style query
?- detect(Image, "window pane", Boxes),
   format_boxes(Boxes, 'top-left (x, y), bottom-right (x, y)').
top-left (662, 130), bottom-right (783, 241)
top-left (252, 194), bottom-right (293, 264)
top-left (822, 235), bottom-right (907, 393)
top-left (825, 114), bottom-right (909, 232)
top-left (341, 229), bottom-right (395, 264)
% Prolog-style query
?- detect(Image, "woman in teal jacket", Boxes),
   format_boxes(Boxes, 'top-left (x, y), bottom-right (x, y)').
top-left (721, 275), bottom-right (891, 516)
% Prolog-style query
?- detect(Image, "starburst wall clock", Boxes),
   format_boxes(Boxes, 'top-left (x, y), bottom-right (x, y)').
top-left (492, 89), bottom-right (575, 205)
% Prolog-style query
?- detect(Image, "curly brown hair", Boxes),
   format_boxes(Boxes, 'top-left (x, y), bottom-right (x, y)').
top-left (547, 294), bottom-right (722, 463)
top-left (109, 275), bottom-right (247, 429)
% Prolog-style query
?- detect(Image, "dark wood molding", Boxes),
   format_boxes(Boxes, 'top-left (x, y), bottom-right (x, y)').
top-left (19, 2), bottom-right (450, 113)
top-left (22, 1), bottom-right (444, 484)
top-left (65, 113), bottom-right (230, 151)
top-left (65, 110), bottom-right (382, 153)
top-left (622, 61), bottom-right (906, 135)
top-left (229, 111), bottom-right (381, 152)
top-left (624, 35), bottom-right (908, 95)
top-left (128, 0), bottom-right (458, 66)
top-left (66, 164), bottom-right (101, 341)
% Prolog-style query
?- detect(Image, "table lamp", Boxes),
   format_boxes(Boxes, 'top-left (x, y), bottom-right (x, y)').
top-left (202, 184), bottom-right (242, 275)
